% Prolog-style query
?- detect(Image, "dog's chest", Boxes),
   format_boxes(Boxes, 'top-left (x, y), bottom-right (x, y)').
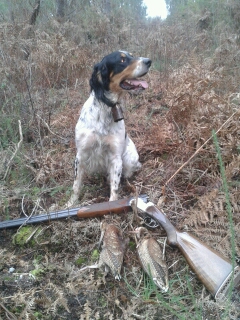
top-left (75, 95), bottom-right (126, 172)
top-left (78, 94), bottom-right (123, 133)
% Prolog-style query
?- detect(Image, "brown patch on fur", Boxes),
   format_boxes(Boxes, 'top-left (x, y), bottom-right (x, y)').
top-left (109, 60), bottom-right (139, 93)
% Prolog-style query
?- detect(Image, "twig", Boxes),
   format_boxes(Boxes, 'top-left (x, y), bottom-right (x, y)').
top-left (0, 301), bottom-right (18, 320)
top-left (168, 260), bottom-right (179, 270)
top-left (192, 168), bottom-right (208, 185)
top-left (26, 227), bottom-right (40, 243)
top-left (21, 194), bottom-right (28, 217)
top-left (164, 111), bottom-right (237, 189)
top-left (17, 198), bottom-right (41, 232)
top-left (162, 237), bottom-right (167, 256)
top-left (24, 76), bottom-right (34, 113)
top-left (35, 225), bottom-right (51, 245)
top-left (3, 120), bottom-right (23, 180)
top-left (36, 114), bottom-right (65, 139)
top-left (29, 0), bottom-right (41, 25)
top-left (132, 313), bottom-right (145, 319)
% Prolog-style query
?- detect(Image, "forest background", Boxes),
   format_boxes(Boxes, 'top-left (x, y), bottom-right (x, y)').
top-left (0, 0), bottom-right (240, 319)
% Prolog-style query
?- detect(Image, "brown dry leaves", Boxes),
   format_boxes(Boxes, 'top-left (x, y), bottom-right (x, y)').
top-left (1, 16), bottom-right (240, 319)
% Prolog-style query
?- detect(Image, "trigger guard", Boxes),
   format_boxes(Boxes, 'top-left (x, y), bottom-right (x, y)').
top-left (143, 216), bottom-right (159, 228)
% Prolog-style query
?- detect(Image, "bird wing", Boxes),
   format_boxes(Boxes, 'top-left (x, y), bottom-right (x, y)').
top-left (137, 237), bottom-right (168, 291)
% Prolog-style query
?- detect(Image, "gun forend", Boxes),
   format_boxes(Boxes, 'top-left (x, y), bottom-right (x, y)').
top-left (132, 197), bottom-right (240, 301)
top-left (76, 195), bottom-right (148, 218)
top-left (0, 195), bottom-right (149, 230)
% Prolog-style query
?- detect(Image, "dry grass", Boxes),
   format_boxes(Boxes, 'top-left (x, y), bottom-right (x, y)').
top-left (0, 9), bottom-right (240, 319)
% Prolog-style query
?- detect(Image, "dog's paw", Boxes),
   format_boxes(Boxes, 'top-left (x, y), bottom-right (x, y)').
top-left (109, 194), bottom-right (118, 202)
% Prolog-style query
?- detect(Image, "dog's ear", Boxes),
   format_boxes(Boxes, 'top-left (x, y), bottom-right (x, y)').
top-left (90, 61), bottom-right (114, 106)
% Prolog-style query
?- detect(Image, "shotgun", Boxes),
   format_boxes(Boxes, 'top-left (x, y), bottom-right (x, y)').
top-left (1, 195), bottom-right (239, 300)
top-left (132, 197), bottom-right (240, 301)
top-left (0, 194), bottom-right (148, 229)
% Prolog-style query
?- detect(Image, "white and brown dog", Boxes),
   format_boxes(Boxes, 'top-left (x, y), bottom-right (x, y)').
top-left (67, 51), bottom-right (151, 206)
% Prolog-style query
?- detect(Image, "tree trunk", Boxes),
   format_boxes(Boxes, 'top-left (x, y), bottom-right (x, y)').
top-left (56, 0), bottom-right (65, 22)
top-left (103, 0), bottom-right (111, 15)
top-left (29, 0), bottom-right (41, 25)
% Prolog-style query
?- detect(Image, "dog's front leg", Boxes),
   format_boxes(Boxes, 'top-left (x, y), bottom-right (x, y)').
top-left (66, 156), bottom-right (84, 207)
top-left (108, 157), bottom-right (122, 201)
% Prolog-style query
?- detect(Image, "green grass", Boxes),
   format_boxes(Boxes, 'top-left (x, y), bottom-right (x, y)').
top-left (212, 130), bottom-right (237, 317)
top-left (123, 130), bottom-right (239, 319)
top-left (212, 130), bottom-right (236, 266)
top-left (124, 266), bottom-right (205, 320)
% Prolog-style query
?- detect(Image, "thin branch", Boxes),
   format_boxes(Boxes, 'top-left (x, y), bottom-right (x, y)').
top-left (0, 301), bottom-right (18, 320)
top-left (18, 198), bottom-right (41, 232)
top-left (29, 0), bottom-right (41, 25)
top-left (24, 76), bottom-right (34, 113)
top-left (21, 195), bottom-right (28, 217)
top-left (36, 114), bottom-right (65, 139)
top-left (3, 120), bottom-right (23, 180)
top-left (163, 111), bottom-right (237, 189)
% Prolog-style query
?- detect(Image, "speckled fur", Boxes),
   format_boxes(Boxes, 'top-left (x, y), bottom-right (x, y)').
top-left (67, 51), bottom-right (151, 206)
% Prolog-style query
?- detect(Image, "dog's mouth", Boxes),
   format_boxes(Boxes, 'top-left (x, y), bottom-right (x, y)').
top-left (120, 79), bottom-right (148, 91)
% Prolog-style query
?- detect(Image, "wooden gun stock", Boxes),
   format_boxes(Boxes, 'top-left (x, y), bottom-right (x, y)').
top-left (1, 194), bottom-right (239, 301)
top-left (134, 198), bottom-right (240, 300)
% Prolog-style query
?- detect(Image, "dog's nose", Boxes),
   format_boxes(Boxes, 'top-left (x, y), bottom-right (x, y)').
top-left (143, 58), bottom-right (152, 68)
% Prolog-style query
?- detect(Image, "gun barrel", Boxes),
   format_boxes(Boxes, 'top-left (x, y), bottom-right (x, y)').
top-left (0, 207), bottom-right (80, 229)
top-left (0, 194), bottom-right (148, 230)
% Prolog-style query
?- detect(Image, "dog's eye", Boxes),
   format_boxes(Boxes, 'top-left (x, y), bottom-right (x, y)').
top-left (120, 57), bottom-right (126, 63)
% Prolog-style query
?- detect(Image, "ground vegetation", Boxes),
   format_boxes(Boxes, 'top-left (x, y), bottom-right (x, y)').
top-left (0, 0), bottom-right (240, 319)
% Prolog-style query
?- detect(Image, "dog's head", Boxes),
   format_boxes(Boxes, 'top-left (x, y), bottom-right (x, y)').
top-left (90, 51), bottom-right (151, 107)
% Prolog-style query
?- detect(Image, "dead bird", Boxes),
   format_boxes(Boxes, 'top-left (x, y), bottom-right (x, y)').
top-left (131, 227), bottom-right (169, 292)
top-left (80, 222), bottom-right (128, 280)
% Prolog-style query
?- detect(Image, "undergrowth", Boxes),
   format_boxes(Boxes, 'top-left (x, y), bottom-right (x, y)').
top-left (0, 0), bottom-right (240, 319)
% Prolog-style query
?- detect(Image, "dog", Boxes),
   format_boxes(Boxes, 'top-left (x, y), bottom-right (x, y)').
top-left (67, 51), bottom-right (151, 206)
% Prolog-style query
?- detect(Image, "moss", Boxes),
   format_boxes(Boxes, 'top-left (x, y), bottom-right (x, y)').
top-left (33, 255), bottom-right (43, 264)
top-left (98, 295), bottom-right (107, 307)
top-left (74, 257), bottom-right (87, 266)
top-left (34, 311), bottom-right (43, 319)
top-left (12, 226), bottom-right (36, 246)
top-left (91, 249), bottom-right (99, 261)
top-left (128, 241), bottom-right (136, 251)
top-left (11, 304), bottom-right (25, 314)
top-left (29, 268), bottom-right (45, 278)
